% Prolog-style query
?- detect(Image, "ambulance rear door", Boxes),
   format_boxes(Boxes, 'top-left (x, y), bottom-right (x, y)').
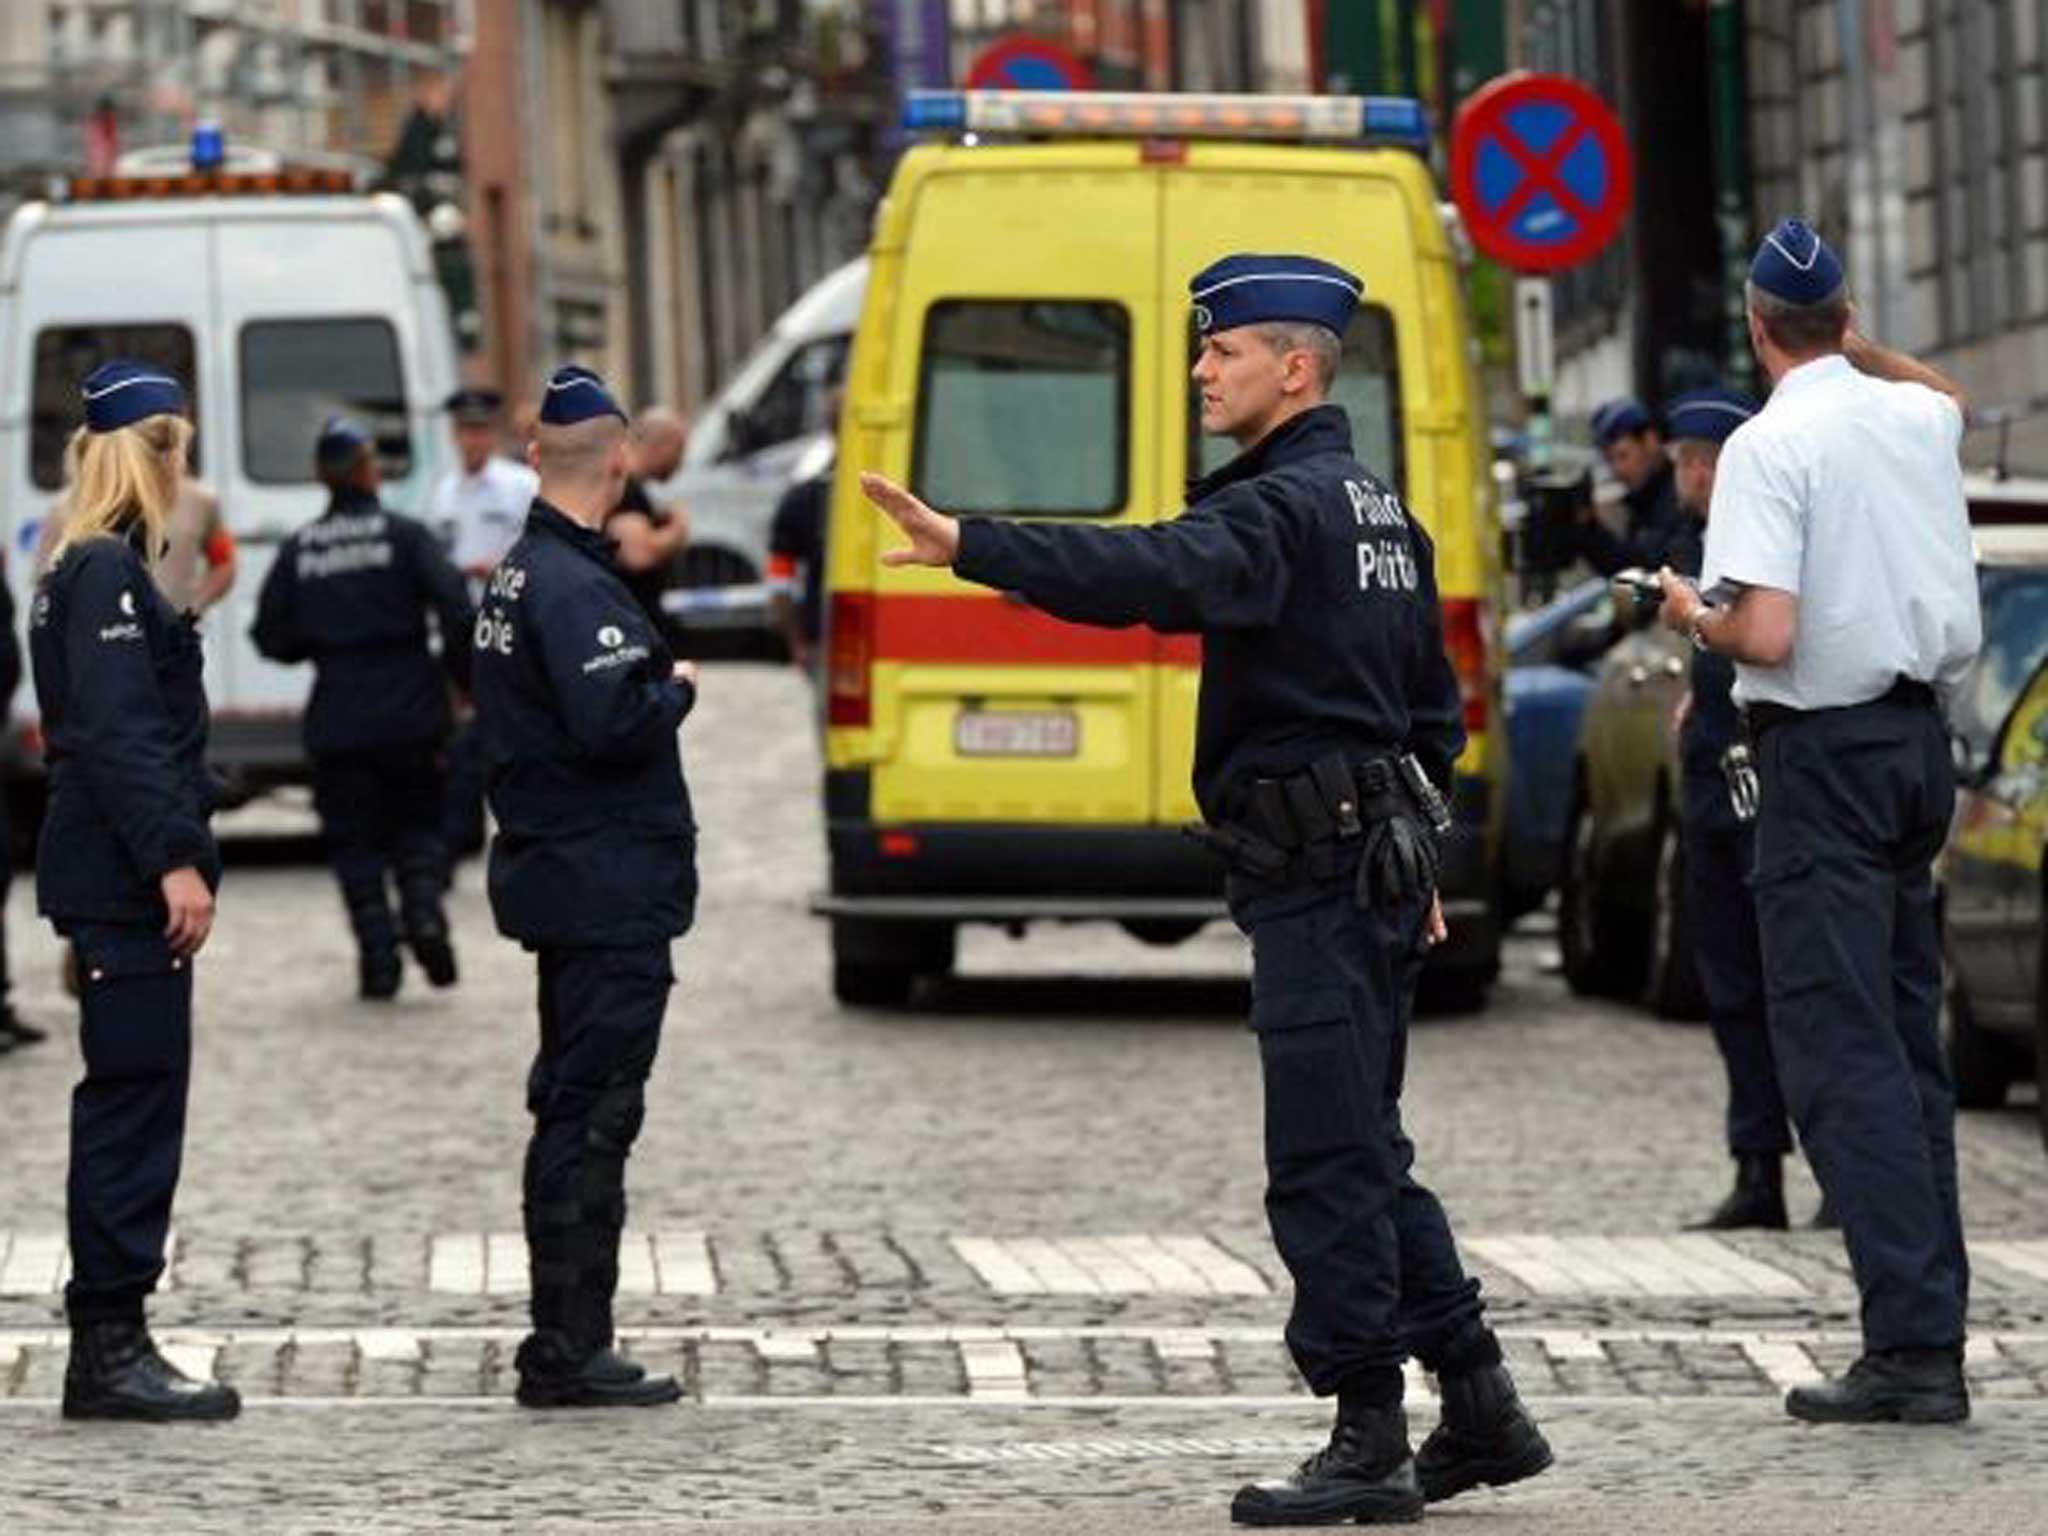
top-left (868, 148), bottom-right (1167, 827)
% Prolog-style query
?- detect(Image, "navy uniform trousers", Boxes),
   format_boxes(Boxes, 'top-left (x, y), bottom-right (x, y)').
top-left (1680, 769), bottom-right (1792, 1157)
top-left (63, 923), bottom-right (192, 1323)
top-left (313, 743), bottom-right (449, 962)
top-left (523, 943), bottom-right (673, 1349)
top-left (1752, 694), bottom-right (1968, 1351)
top-left (1230, 850), bottom-right (1484, 1396)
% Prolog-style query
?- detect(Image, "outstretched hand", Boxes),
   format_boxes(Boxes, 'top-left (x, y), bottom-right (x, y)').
top-left (860, 473), bottom-right (961, 568)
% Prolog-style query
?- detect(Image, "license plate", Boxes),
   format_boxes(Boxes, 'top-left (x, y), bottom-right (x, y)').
top-left (954, 709), bottom-right (1079, 758)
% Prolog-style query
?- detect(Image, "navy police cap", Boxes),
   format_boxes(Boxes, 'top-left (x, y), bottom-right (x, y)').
top-left (1664, 388), bottom-right (1758, 446)
top-left (445, 386), bottom-right (504, 422)
top-left (315, 415), bottom-right (374, 467)
top-left (81, 359), bottom-right (185, 434)
top-left (1750, 218), bottom-right (1844, 306)
top-left (538, 365), bottom-right (626, 427)
top-left (1189, 254), bottom-right (1363, 337)
top-left (1589, 397), bottom-right (1654, 448)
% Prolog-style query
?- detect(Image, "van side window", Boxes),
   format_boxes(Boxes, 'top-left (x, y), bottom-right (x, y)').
top-left (240, 318), bottom-right (410, 485)
top-left (1187, 305), bottom-right (1405, 493)
top-left (913, 301), bottom-right (1129, 517)
top-left (31, 324), bottom-right (199, 490)
top-left (736, 336), bottom-right (850, 458)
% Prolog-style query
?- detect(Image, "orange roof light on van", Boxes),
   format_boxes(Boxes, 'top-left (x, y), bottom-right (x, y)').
top-left (63, 166), bottom-right (357, 202)
top-left (901, 91), bottom-right (1431, 150)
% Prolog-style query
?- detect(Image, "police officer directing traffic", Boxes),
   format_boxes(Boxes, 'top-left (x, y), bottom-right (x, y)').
top-left (1659, 219), bottom-right (1979, 1425)
top-left (251, 417), bottom-right (475, 999)
top-left (473, 364), bottom-right (699, 1409)
top-left (861, 254), bottom-right (1551, 1525)
top-left (1661, 388), bottom-right (1804, 1232)
top-left (31, 361), bottom-right (236, 1421)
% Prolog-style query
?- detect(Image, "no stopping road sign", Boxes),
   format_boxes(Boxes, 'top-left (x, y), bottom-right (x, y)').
top-left (1451, 72), bottom-right (1633, 273)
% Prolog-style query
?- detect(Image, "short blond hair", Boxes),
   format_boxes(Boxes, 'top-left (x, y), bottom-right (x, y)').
top-left (50, 412), bottom-right (192, 571)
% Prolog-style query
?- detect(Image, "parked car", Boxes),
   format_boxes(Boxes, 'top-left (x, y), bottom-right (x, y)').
top-left (1937, 524), bottom-right (2048, 1139)
top-left (1561, 477), bottom-right (2048, 1024)
top-left (1502, 576), bottom-right (1613, 922)
top-left (656, 257), bottom-right (866, 645)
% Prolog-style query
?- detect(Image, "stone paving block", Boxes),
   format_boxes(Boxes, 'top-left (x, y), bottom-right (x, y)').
top-left (1550, 1356), bottom-right (1631, 1396)
top-left (827, 1231), bottom-right (919, 1291)
top-left (418, 1337), bottom-right (491, 1397)
top-left (284, 1341), bottom-right (356, 1397)
top-left (18, 1343), bottom-right (67, 1400)
top-left (714, 1235), bottom-right (785, 1296)
top-left (367, 1235), bottom-right (428, 1292)
top-left (1500, 1335), bottom-right (1562, 1393)
top-left (822, 1338), bottom-right (894, 1394)
top-left (761, 1352), bottom-right (833, 1398)
top-left (893, 1341), bottom-right (965, 1397)
top-left (1157, 1345), bottom-right (1226, 1397)
top-left (476, 1339), bottom-right (513, 1400)
top-left (1218, 1341), bottom-right (1306, 1396)
top-left (1977, 1374), bottom-right (2043, 1398)
top-left (305, 1234), bottom-right (371, 1294)
top-left (770, 1231), bottom-right (853, 1296)
top-left (357, 1346), bottom-right (424, 1397)
top-left (173, 1234), bottom-right (242, 1291)
top-left (212, 1341), bottom-right (278, 1397)
top-left (1089, 1338), bottom-right (1161, 1395)
top-left (1019, 1337), bottom-right (1093, 1396)
top-left (243, 1236), bottom-right (307, 1291)
top-left (695, 1340), bottom-right (764, 1397)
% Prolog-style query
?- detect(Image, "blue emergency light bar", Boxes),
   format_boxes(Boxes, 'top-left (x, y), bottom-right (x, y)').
top-left (901, 90), bottom-right (1431, 151)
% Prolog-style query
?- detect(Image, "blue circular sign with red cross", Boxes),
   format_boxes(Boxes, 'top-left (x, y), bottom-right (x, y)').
top-left (965, 36), bottom-right (1096, 92)
top-left (1450, 72), bottom-right (1633, 273)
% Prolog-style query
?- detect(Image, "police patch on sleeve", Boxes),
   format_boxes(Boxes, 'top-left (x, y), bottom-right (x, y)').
top-left (99, 586), bottom-right (145, 643)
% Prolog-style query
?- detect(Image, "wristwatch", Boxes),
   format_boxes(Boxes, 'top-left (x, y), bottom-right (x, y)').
top-left (1688, 609), bottom-right (1713, 654)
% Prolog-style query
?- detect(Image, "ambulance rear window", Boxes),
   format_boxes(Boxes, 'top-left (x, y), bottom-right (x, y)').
top-left (913, 300), bottom-right (1128, 516)
top-left (239, 318), bottom-right (411, 485)
top-left (30, 323), bottom-right (198, 490)
top-left (1189, 305), bottom-right (1405, 492)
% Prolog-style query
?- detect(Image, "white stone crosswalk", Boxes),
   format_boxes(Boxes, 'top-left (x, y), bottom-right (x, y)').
top-left (3, 1228), bottom-right (2044, 1301)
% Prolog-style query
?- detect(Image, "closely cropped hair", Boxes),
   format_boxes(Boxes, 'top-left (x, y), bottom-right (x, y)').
top-left (1747, 280), bottom-right (1851, 356)
top-left (1256, 321), bottom-right (1342, 392)
top-left (52, 412), bottom-right (192, 570)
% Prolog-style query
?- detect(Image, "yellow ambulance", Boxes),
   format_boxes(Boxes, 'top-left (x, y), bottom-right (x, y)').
top-left (815, 90), bottom-right (1507, 1008)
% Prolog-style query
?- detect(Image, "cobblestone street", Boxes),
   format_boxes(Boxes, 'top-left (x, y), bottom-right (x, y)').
top-left (3, 663), bottom-right (2044, 1531)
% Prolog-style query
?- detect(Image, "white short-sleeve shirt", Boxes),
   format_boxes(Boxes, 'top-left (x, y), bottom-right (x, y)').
top-left (429, 456), bottom-right (539, 574)
top-left (1700, 354), bottom-right (1981, 709)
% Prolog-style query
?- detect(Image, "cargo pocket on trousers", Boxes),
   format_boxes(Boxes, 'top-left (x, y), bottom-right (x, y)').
top-left (69, 926), bottom-right (191, 1078)
top-left (1252, 987), bottom-right (1366, 1165)
top-left (1746, 850), bottom-right (1831, 1008)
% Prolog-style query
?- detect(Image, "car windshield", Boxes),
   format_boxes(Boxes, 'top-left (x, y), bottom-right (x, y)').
top-left (1954, 566), bottom-right (2048, 764)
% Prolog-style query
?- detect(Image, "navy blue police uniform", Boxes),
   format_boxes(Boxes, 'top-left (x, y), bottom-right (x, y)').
top-left (1699, 221), bottom-right (1981, 1422)
top-left (1665, 391), bottom-right (1794, 1229)
top-left (252, 418), bottom-right (474, 997)
top-left (927, 256), bottom-right (1549, 1522)
top-left (1576, 398), bottom-right (1688, 576)
top-left (30, 361), bottom-right (236, 1420)
top-left (472, 366), bottom-right (696, 1406)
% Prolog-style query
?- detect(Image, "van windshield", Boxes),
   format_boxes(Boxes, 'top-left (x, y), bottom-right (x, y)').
top-left (1188, 304), bottom-right (1405, 494)
top-left (31, 324), bottom-right (198, 489)
top-left (913, 300), bottom-right (1129, 517)
top-left (240, 318), bottom-right (410, 485)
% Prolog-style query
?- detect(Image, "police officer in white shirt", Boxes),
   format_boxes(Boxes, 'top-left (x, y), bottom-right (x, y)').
top-left (1657, 218), bottom-right (1980, 1428)
top-left (430, 388), bottom-right (539, 595)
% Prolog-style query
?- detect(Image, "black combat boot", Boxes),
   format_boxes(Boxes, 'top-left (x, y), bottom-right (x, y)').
top-left (1415, 1362), bottom-right (1553, 1503)
top-left (1686, 1153), bottom-right (1788, 1231)
top-left (396, 843), bottom-right (458, 988)
top-left (1231, 1405), bottom-right (1423, 1526)
top-left (63, 1320), bottom-right (241, 1422)
top-left (513, 1326), bottom-right (680, 1409)
top-left (1785, 1348), bottom-right (1969, 1424)
top-left (358, 951), bottom-right (403, 1000)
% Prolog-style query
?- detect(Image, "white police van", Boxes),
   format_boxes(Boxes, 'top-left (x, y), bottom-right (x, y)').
top-left (0, 132), bottom-right (460, 832)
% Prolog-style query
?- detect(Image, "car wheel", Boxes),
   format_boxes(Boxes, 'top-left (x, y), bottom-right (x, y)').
top-left (832, 960), bottom-right (916, 1009)
top-left (1644, 813), bottom-right (1708, 1021)
top-left (830, 918), bottom-right (954, 1010)
top-left (1943, 969), bottom-right (2015, 1109)
top-left (1559, 795), bottom-right (1618, 996)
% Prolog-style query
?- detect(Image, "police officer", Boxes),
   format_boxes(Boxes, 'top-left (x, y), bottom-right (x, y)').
top-left (1659, 219), bottom-right (1978, 1424)
top-left (473, 365), bottom-right (698, 1409)
top-left (861, 255), bottom-right (1550, 1524)
top-left (1660, 389), bottom-right (1800, 1232)
top-left (1570, 397), bottom-right (1689, 575)
top-left (251, 418), bottom-right (474, 999)
top-left (430, 386), bottom-right (537, 856)
top-left (31, 361), bottom-right (235, 1420)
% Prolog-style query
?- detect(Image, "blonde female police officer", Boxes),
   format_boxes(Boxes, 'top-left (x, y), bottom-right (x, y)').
top-left (862, 255), bottom-right (1551, 1526)
top-left (31, 360), bottom-right (236, 1421)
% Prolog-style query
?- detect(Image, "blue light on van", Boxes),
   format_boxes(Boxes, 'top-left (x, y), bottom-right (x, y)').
top-left (191, 121), bottom-right (226, 171)
top-left (902, 92), bottom-right (968, 133)
top-left (1359, 97), bottom-right (1430, 150)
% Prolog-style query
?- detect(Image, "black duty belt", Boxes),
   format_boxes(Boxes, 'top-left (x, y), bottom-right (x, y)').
top-left (1744, 674), bottom-right (1938, 740)
top-left (1189, 750), bottom-right (1418, 883)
